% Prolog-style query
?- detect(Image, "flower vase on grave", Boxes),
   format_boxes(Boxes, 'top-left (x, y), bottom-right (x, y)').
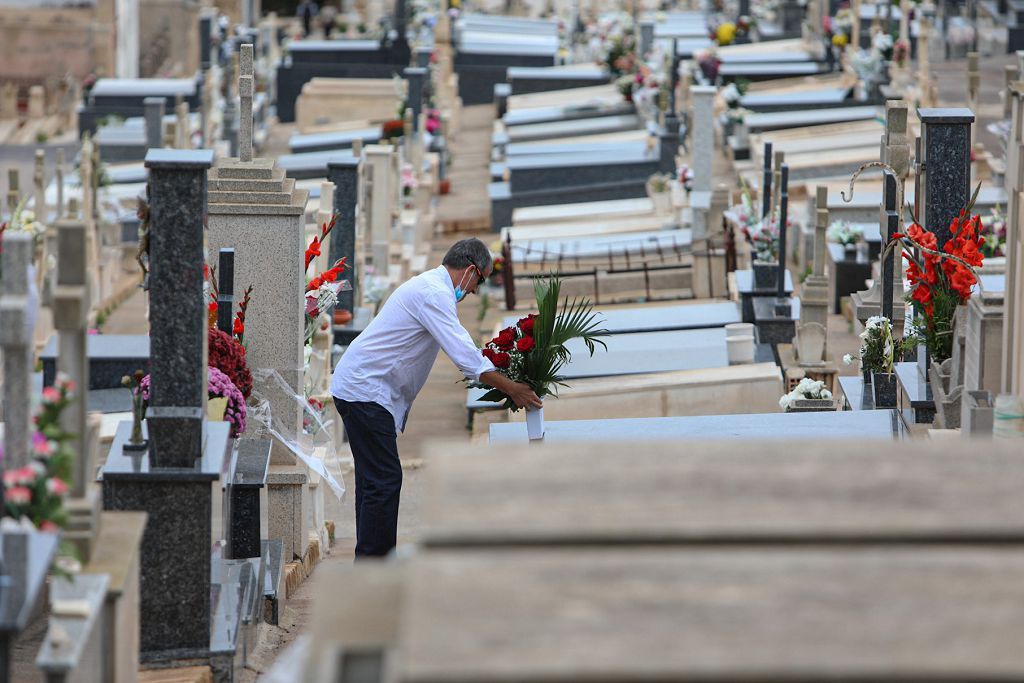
top-left (872, 372), bottom-right (899, 407)
top-left (525, 404), bottom-right (544, 441)
top-left (862, 369), bottom-right (873, 385)
top-left (752, 261), bottom-right (778, 289)
top-left (333, 308), bottom-right (353, 325)
top-left (843, 243), bottom-right (858, 259)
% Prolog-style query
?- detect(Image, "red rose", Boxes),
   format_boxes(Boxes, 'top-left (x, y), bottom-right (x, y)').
top-left (518, 315), bottom-right (536, 336)
top-left (494, 327), bottom-right (516, 350)
top-left (491, 351), bottom-right (511, 369)
top-left (482, 347), bottom-right (497, 362)
top-left (515, 336), bottom-right (535, 352)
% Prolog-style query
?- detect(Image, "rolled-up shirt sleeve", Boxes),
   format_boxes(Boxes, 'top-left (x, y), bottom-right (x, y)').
top-left (419, 291), bottom-right (497, 381)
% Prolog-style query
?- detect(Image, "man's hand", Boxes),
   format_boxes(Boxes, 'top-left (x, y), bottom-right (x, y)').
top-left (480, 371), bottom-right (544, 409)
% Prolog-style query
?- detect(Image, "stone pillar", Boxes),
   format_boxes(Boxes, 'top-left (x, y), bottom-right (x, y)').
top-left (689, 85), bottom-right (715, 193)
top-left (102, 148), bottom-right (228, 665)
top-left (7, 168), bottom-right (19, 212)
top-left (144, 97), bottom-right (165, 151)
top-left (175, 96), bottom-right (189, 149)
top-left (0, 82), bottom-right (16, 119)
top-left (794, 185), bottom-right (830, 366)
top-left (1, 232), bottom-right (35, 470)
top-left (328, 158), bottom-right (361, 314)
top-left (54, 204), bottom-right (102, 560)
top-left (761, 141), bottom-right (773, 219)
top-left (639, 21), bottom-right (654, 56)
top-left (199, 12), bottom-right (214, 71)
top-left (55, 148), bottom-right (65, 218)
top-left (776, 164), bottom-right (790, 300)
top-left (28, 85), bottom-right (45, 119)
top-left (917, 108), bottom-right (974, 249)
top-left (363, 145), bottom-right (397, 273)
top-left (1005, 66), bottom-right (1019, 121)
top-left (1004, 83), bottom-right (1024, 396)
top-left (33, 149), bottom-right (45, 220)
top-left (404, 67), bottom-right (428, 132)
top-left (771, 150), bottom-right (785, 218)
top-left (239, 44), bottom-right (254, 163)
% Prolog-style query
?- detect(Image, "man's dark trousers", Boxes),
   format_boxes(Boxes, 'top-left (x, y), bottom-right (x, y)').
top-left (333, 398), bottom-right (402, 557)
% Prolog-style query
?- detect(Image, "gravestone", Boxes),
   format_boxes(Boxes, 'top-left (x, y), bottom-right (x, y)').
top-left (363, 145), bottom-right (398, 273)
top-left (7, 168), bottom-right (19, 212)
top-left (761, 141), bottom-right (773, 218)
top-left (961, 284), bottom-right (1004, 431)
top-left (101, 148), bottom-right (230, 665)
top-left (207, 46), bottom-right (312, 563)
top-left (144, 97), bottom-right (165, 150)
top-left (328, 156), bottom-right (361, 315)
top-left (917, 108), bottom-right (974, 251)
top-left (771, 150), bottom-right (785, 217)
top-left (1, 232), bottom-right (35, 470)
top-left (405, 67), bottom-right (428, 132)
top-left (55, 148), bottom-right (65, 218)
top-left (689, 85), bottom-right (716, 238)
top-left (217, 248), bottom-right (236, 335)
top-left (1003, 83), bottom-right (1024, 397)
top-left (33, 149), bottom-right (45, 220)
top-left (794, 186), bottom-right (830, 365)
top-left (852, 101), bottom-right (909, 325)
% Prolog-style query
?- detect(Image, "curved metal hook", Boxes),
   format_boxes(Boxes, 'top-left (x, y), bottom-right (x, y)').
top-left (840, 161), bottom-right (899, 203)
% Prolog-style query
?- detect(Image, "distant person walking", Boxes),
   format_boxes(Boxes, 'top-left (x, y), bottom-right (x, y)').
top-left (331, 239), bottom-right (541, 558)
top-left (297, 0), bottom-right (319, 37)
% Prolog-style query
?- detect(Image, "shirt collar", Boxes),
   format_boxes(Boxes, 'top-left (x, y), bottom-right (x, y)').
top-left (436, 264), bottom-right (455, 293)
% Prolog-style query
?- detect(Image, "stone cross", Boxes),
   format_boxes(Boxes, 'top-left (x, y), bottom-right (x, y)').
top-left (880, 170), bottom-right (900, 322)
top-left (761, 141), bottom-right (773, 219)
top-left (7, 168), bottom-right (19, 212)
top-left (0, 82), bottom-right (16, 119)
top-left (54, 206), bottom-right (93, 497)
top-left (771, 150), bottom-right (785, 218)
top-left (917, 108), bottom-right (975, 248)
top-left (144, 97), bottom-right (165, 151)
top-left (239, 44), bottom-right (254, 163)
top-left (216, 248), bottom-right (235, 335)
top-left (55, 148), bottom-right (65, 219)
top-left (176, 96), bottom-right (189, 149)
top-left (144, 149), bottom-right (214, 469)
top-left (33, 150), bottom-right (45, 221)
top-left (1, 232), bottom-right (35, 470)
top-left (776, 164), bottom-right (790, 300)
top-left (328, 157), bottom-right (360, 314)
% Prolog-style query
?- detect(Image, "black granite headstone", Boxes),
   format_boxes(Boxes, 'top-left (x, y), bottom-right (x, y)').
top-left (217, 248), bottom-right (235, 335)
top-left (145, 149), bottom-right (213, 469)
top-left (200, 14), bottom-right (213, 71)
top-left (327, 156), bottom-right (359, 314)
top-left (404, 67), bottom-right (428, 132)
top-left (228, 440), bottom-right (271, 560)
top-left (776, 164), bottom-right (789, 303)
top-left (918, 108), bottom-right (974, 248)
top-left (881, 170), bottom-right (899, 321)
top-left (762, 141), bottom-right (773, 219)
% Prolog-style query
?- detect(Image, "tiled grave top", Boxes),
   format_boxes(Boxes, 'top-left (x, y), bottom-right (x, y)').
top-left (101, 420), bottom-right (230, 481)
top-left (510, 229), bottom-right (691, 262)
top-left (0, 532), bottom-right (58, 634)
top-left (746, 106), bottom-right (879, 131)
top-left (506, 144), bottom-right (653, 169)
top-left (919, 107), bottom-right (976, 124)
top-left (504, 102), bottom-right (633, 126)
top-left (279, 150), bottom-right (357, 176)
top-left (506, 116), bottom-right (642, 142)
top-left (720, 63), bottom-right (827, 76)
top-left (549, 328), bottom-right (731, 379)
top-left (721, 50), bottom-right (813, 63)
top-left (459, 40), bottom-right (558, 57)
top-left (490, 409), bottom-right (907, 443)
top-left (35, 574), bottom-right (109, 674)
top-left (507, 66), bottom-right (606, 79)
top-left (741, 88), bottom-right (850, 107)
top-left (513, 197), bottom-right (654, 222)
top-left (289, 127), bottom-right (381, 152)
top-left (90, 78), bottom-right (197, 98)
top-left (423, 443), bottom-right (1024, 545)
top-left (40, 333), bottom-right (148, 360)
top-left (736, 269), bottom-right (794, 294)
top-left (459, 13), bottom-right (558, 31)
top-left (144, 148), bottom-right (214, 169)
top-left (502, 301), bottom-right (740, 334)
top-left (287, 39), bottom-right (380, 52)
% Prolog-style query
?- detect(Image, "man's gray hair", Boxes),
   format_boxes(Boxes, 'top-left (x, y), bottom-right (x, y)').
top-left (442, 238), bottom-right (492, 272)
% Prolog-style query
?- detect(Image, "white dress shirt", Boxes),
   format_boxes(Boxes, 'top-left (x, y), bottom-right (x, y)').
top-left (331, 265), bottom-right (496, 432)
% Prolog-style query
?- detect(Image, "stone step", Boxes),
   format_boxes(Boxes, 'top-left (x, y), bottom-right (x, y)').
top-left (209, 166), bottom-right (286, 189)
top-left (214, 158), bottom-right (276, 180)
top-left (207, 182), bottom-right (298, 206)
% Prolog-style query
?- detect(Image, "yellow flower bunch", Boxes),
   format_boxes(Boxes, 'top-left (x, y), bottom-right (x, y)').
top-left (716, 22), bottom-right (737, 45)
top-left (832, 33), bottom-right (848, 47)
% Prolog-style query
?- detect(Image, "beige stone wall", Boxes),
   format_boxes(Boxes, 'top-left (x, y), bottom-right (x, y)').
top-left (0, 7), bottom-right (115, 83)
top-left (139, 0), bottom-right (200, 77)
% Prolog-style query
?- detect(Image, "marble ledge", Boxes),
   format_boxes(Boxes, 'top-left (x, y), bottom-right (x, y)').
top-left (100, 420), bottom-right (230, 482)
top-left (206, 192), bottom-right (310, 216)
top-left (144, 148), bottom-right (214, 169)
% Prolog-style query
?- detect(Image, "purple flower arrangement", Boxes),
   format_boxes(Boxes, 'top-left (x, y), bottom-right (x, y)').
top-left (137, 368), bottom-right (247, 438)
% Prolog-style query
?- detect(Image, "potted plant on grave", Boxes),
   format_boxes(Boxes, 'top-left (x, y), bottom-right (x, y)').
top-left (778, 377), bottom-right (835, 412)
top-left (470, 277), bottom-right (609, 440)
top-left (645, 173), bottom-right (673, 214)
top-left (136, 367), bottom-right (248, 438)
top-left (122, 370), bottom-right (149, 450)
top-left (750, 212), bottom-right (781, 289)
top-left (827, 219), bottom-right (864, 257)
top-left (843, 315), bottom-right (906, 405)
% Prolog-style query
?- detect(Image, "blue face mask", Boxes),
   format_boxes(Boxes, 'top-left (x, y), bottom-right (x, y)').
top-left (454, 269), bottom-right (471, 303)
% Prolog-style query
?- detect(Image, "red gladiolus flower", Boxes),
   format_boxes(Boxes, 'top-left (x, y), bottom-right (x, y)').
top-left (305, 236), bottom-right (321, 271)
top-left (233, 317), bottom-right (244, 337)
top-left (516, 336), bottom-right (535, 352)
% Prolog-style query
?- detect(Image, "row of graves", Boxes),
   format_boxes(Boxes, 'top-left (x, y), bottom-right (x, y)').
top-left (0, 0), bottom-right (455, 670)
top-left (264, 5), bottom-right (1024, 678)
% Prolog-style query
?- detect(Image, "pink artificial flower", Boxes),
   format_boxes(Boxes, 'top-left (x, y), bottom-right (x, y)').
top-left (4, 465), bottom-right (37, 487)
top-left (4, 486), bottom-right (31, 505)
top-left (87, 329), bottom-right (99, 335)
top-left (46, 477), bottom-right (69, 496)
top-left (31, 431), bottom-right (53, 457)
top-left (39, 520), bottom-right (60, 532)
top-left (41, 386), bottom-right (60, 403)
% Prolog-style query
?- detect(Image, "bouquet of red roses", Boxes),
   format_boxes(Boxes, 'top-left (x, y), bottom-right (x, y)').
top-left (473, 277), bottom-right (608, 410)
